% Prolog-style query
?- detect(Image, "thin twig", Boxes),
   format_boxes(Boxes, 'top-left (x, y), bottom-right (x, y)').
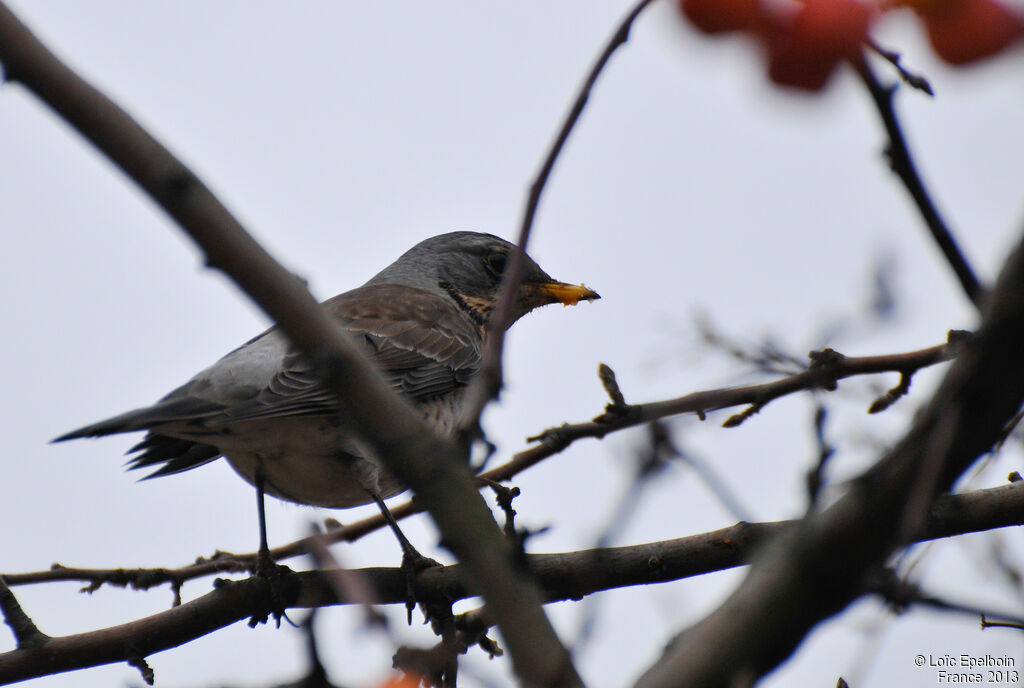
top-left (805, 403), bottom-right (835, 503)
top-left (459, 0), bottom-right (657, 432)
top-left (866, 38), bottom-right (934, 96)
top-left (981, 615), bottom-right (1024, 632)
top-left (874, 571), bottom-right (1024, 628)
top-left (854, 54), bottom-right (985, 308)
top-left (126, 653), bottom-right (154, 686)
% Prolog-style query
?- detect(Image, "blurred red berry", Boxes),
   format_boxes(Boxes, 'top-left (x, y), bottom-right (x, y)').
top-left (764, 0), bottom-right (873, 90)
top-left (795, 0), bottom-right (873, 58)
top-left (765, 27), bottom-right (840, 90)
top-left (679, 0), bottom-right (761, 34)
top-left (918, 0), bottom-right (1024, 64)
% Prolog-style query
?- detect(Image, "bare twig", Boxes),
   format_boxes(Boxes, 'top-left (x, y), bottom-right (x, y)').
top-left (459, 0), bottom-right (656, 432)
top-left (875, 571), bottom-right (1024, 628)
top-left (483, 479), bottom-right (522, 543)
top-left (981, 615), bottom-right (1024, 632)
top-left (866, 38), bottom-right (934, 96)
top-left (0, 576), bottom-right (49, 649)
top-left (126, 653), bottom-right (154, 686)
top-left (696, 316), bottom-right (805, 376)
top-left (553, 339), bottom-right (959, 454)
top-left (805, 404), bottom-right (836, 503)
top-left (662, 431), bottom-right (752, 523)
top-left (855, 54), bottom-right (984, 308)
top-left (868, 371), bottom-right (911, 413)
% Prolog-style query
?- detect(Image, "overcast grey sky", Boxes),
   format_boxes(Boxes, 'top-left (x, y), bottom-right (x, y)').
top-left (3, 2), bottom-right (1024, 686)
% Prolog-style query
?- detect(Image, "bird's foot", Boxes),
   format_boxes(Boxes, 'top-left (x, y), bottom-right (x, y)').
top-left (248, 548), bottom-right (297, 628)
top-left (401, 544), bottom-right (443, 626)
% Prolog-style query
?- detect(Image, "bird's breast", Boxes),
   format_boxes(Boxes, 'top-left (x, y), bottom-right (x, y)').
top-left (196, 394), bottom-right (463, 509)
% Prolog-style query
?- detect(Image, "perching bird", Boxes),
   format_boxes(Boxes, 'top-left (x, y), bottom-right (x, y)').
top-left (56, 232), bottom-right (599, 522)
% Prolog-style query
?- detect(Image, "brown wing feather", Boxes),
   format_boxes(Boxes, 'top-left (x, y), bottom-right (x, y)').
top-left (222, 284), bottom-right (482, 422)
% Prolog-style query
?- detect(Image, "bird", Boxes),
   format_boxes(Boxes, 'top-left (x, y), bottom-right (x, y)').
top-left (55, 231), bottom-right (599, 551)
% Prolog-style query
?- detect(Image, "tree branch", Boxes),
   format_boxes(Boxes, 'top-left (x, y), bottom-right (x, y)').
top-left (0, 577), bottom-right (48, 649)
top-left (510, 337), bottom-right (963, 479)
top-left (459, 0), bottom-right (656, 431)
top-left (3, 481), bottom-right (1023, 684)
top-left (855, 54), bottom-right (985, 308)
top-left (634, 226), bottom-right (1024, 688)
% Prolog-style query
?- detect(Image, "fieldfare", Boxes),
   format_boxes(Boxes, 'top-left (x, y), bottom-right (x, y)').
top-left (56, 231), bottom-right (599, 554)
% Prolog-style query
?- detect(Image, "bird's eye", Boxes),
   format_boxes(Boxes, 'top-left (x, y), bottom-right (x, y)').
top-left (486, 252), bottom-right (508, 276)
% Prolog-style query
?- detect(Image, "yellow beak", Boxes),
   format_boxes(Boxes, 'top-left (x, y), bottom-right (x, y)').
top-left (527, 281), bottom-right (601, 306)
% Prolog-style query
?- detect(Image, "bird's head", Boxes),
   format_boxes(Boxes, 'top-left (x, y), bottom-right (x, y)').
top-left (367, 231), bottom-right (599, 329)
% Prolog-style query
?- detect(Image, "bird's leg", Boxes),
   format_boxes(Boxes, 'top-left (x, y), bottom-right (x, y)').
top-left (253, 470), bottom-right (274, 577)
top-left (250, 470), bottom-right (294, 628)
top-left (369, 491), bottom-right (417, 558)
top-left (368, 491), bottom-right (441, 624)
top-left (352, 457), bottom-right (441, 622)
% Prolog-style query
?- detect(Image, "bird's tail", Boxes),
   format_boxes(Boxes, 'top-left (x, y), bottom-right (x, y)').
top-left (53, 397), bottom-right (224, 442)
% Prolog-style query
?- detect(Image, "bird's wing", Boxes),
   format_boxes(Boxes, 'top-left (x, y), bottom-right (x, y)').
top-left (55, 284), bottom-right (480, 446)
top-left (218, 283), bottom-right (482, 422)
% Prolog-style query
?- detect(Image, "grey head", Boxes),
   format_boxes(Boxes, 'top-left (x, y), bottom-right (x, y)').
top-left (366, 231), bottom-right (599, 328)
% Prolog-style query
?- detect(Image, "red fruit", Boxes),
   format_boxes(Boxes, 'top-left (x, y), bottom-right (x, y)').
top-left (679, 0), bottom-right (761, 34)
top-left (763, 0), bottom-right (873, 91)
top-left (919, 0), bottom-right (1024, 64)
top-left (794, 0), bottom-right (873, 58)
top-left (765, 24), bottom-right (840, 90)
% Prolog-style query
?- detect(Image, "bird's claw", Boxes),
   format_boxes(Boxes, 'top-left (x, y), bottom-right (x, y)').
top-left (401, 547), bottom-right (443, 625)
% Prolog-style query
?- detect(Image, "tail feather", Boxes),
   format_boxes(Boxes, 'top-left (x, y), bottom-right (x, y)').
top-left (54, 398), bottom-right (226, 482)
top-left (53, 397), bottom-right (224, 442)
top-left (126, 435), bottom-right (221, 478)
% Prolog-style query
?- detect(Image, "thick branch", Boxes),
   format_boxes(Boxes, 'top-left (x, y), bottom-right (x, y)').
top-left (0, 5), bottom-right (580, 686)
top-left (2, 481), bottom-right (1023, 684)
